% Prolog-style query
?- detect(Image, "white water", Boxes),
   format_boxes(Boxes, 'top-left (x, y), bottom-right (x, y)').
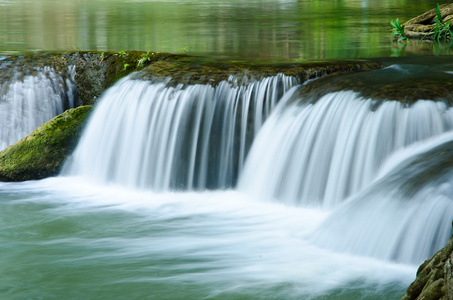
top-left (0, 176), bottom-right (416, 299)
top-left (3, 65), bottom-right (453, 298)
top-left (0, 66), bottom-right (78, 150)
top-left (61, 73), bottom-right (453, 266)
top-left (64, 74), bottom-right (297, 190)
top-left (239, 91), bottom-right (453, 207)
top-left (308, 131), bottom-right (453, 264)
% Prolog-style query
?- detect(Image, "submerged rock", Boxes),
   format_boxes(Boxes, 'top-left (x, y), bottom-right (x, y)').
top-left (0, 105), bottom-right (92, 181)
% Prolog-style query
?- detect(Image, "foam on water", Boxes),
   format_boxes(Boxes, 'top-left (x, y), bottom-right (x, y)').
top-left (0, 177), bottom-right (415, 299)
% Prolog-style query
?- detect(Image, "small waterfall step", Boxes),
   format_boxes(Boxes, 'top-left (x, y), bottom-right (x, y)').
top-left (64, 74), bottom-right (298, 190)
top-left (0, 58), bottom-right (79, 150)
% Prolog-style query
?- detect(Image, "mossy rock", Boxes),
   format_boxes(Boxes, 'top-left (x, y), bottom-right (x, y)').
top-left (1, 52), bottom-right (381, 105)
top-left (0, 51), bottom-right (183, 106)
top-left (0, 105), bottom-right (93, 182)
top-left (44, 51), bottom-right (182, 105)
top-left (135, 56), bottom-right (381, 86)
top-left (402, 234), bottom-right (453, 300)
top-left (294, 60), bottom-right (453, 104)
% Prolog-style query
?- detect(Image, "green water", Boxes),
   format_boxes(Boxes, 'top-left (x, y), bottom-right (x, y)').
top-left (1, 1), bottom-right (449, 299)
top-left (0, 179), bottom-right (414, 299)
top-left (0, 0), bottom-right (449, 60)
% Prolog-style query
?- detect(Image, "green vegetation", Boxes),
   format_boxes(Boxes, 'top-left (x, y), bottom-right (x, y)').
top-left (392, 4), bottom-right (452, 42)
top-left (177, 46), bottom-right (189, 54)
top-left (117, 50), bottom-right (128, 58)
top-left (137, 51), bottom-right (155, 67)
top-left (391, 18), bottom-right (409, 42)
top-left (431, 3), bottom-right (453, 41)
top-left (0, 106), bottom-right (93, 181)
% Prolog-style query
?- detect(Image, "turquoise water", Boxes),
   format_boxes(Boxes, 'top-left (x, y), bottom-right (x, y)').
top-left (0, 178), bottom-right (414, 299)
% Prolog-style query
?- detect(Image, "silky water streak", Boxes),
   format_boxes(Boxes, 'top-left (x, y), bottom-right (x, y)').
top-left (239, 90), bottom-right (453, 207)
top-left (0, 64), bottom-right (78, 150)
top-left (64, 74), bottom-right (297, 190)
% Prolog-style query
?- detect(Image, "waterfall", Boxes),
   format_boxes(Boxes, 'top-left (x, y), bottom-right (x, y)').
top-left (308, 133), bottom-right (453, 264)
top-left (238, 90), bottom-right (453, 207)
top-left (62, 64), bottom-right (453, 265)
top-left (0, 64), bottom-right (79, 150)
top-left (64, 74), bottom-right (297, 190)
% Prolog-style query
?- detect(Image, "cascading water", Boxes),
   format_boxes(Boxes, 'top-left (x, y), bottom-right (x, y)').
top-left (0, 60), bottom-right (79, 150)
top-left (239, 90), bottom-right (453, 207)
top-left (5, 59), bottom-right (453, 299)
top-left (64, 73), bottom-right (297, 190)
top-left (309, 133), bottom-right (453, 264)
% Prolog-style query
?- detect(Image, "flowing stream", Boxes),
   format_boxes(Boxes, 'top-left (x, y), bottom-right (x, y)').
top-left (2, 62), bottom-right (453, 299)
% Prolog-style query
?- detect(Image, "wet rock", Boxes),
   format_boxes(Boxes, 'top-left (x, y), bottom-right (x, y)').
top-left (402, 236), bottom-right (453, 300)
top-left (45, 51), bottom-right (180, 105)
top-left (1, 52), bottom-right (382, 105)
top-left (135, 56), bottom-right (381, 86)
top-left (294, 58), bottom-right (453, 105)
top-left (0, 51), bottom-right (182, 106)
top-left (0, 105), bottom-right (92, 181)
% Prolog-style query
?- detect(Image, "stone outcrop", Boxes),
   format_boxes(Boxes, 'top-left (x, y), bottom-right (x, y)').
top-left (402, 235), bottom-right (453, 300)
top-left (1, 52), bottom-right (382, 106)
top-left (0, 105), bottom-right (92, 181)
top-left (134, 55), bottom-right (382, 86)
top-left (402, 4), bottom-right (453, 40)
top-left (295, 58), bottom-right (453, 104)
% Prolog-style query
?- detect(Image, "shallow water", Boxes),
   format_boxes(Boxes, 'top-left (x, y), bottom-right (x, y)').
top-left (0, 177), bottom-right (415, 299)
top-left (0, 0), bottom-right (446, 59)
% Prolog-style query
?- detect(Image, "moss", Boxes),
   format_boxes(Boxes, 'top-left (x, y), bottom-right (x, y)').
top-left (0, 105), bottom-right (93, 181)
top-left (135, 56), bottom-right (381, 86)
top-left (402, 236), bottom-right (453, 300)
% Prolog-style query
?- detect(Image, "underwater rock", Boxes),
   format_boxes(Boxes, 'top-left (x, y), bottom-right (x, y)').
top-left (0, 105), bottom-right (92, 181)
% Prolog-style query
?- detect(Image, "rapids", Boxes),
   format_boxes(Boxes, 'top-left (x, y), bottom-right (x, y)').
top-left (2, 61), bottom-right (453, 299)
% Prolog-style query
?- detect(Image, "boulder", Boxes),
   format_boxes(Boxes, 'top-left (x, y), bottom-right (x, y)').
top-left (0, 105), bottom-right (92, 181)
top-left (402, 235), bottom-right (453, 300)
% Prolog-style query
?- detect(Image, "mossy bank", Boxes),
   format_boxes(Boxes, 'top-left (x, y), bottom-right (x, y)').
top-left (0, 106), bottom-right (92, 181)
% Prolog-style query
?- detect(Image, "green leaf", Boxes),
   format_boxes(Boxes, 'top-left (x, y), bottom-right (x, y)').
top-left (436, 3), bottom-right (442, 22)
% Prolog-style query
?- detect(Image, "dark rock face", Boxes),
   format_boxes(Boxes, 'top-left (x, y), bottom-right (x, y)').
top-left (0, 105), bottom-right (92, 181)
top-left (402, 236), bottom-right (453, 300)
top-left (45, 51), bottom-right (182, 105)
top-left (294, 58), bottom-right (453, 104)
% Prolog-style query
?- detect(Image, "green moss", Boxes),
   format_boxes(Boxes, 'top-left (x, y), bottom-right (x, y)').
top-left (136, 56), bottom-right (381, 86)
top-left (0, 105), bottom-right (93, 182)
